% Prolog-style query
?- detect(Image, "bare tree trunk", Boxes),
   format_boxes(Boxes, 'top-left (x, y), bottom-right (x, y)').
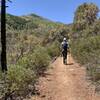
top-left (1, 0), bottom-right (7, 72)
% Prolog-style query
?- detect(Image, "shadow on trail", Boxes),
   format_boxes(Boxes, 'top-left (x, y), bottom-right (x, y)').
top-left (66, 63), bottom-right (74, 65)
top-left (40, 72), bottom-right (52, 77)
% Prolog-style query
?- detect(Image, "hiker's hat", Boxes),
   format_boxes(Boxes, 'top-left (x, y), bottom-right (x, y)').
top-left (63, 37), bottom-right (66, 41)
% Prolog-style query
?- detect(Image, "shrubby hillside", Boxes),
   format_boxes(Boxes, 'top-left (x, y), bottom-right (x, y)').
top-left (70, 3), bottom-right (100, 91)
top-left (6, 13), bottom-right (70, 64)
top-left (0, 13), bottom-right (69, 99)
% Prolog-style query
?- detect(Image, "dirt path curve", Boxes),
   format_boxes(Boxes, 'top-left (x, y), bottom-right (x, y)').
top-left (31, 54), bottom-right (100, 100)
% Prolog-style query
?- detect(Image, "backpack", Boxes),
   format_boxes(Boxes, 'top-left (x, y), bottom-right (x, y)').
top-left (62, 42), bottom-right (68, 51)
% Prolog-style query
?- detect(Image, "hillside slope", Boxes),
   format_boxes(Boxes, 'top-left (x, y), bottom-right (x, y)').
top-left (0, 13), bottom-right (70, 99)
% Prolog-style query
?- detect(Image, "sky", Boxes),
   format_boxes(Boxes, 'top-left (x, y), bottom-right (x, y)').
top-left (7, 0), bottom-right (100, 24)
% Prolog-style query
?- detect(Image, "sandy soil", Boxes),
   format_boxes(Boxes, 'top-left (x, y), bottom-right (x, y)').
top-left (30, 54), bottom-right (100, 100)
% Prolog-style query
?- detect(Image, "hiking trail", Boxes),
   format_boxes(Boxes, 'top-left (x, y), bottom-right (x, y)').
top-left (30, 54), bottom-right (100, 100)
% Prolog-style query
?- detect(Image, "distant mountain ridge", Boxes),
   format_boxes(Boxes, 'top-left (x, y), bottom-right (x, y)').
top-left (6, 13), bottom-right (64, 31)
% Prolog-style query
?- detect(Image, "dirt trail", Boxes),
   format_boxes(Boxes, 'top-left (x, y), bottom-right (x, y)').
top-left (31, 54), bottom-right (100, 100)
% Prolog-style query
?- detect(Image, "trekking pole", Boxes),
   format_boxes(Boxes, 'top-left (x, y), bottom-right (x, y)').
top-left (68, 48), bottom-right (70, 64)
top-left (69, 48), bottom-right (71, 64)
top-left (68, 39), bottom-right (71, 64)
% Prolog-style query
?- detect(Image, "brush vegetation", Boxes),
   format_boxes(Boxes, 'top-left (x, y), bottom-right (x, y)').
top-left (0, 13), bottom-right (69, 99)
top-left (71, 3), bottom-right (100, 91)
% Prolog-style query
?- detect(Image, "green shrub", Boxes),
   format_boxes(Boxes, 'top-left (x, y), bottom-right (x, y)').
top-left (71, 36), bottom-right (100, 81)
top-left (47, 41), bottom-right (60, 58)
top-left (71, 36), bottom-right (100, 63)
top-left (32, 46), bottom-right (51, 75)
top-left (17, 54), bottom-right (35, 70)
top-left (0, 65), bottom-right (36, 98)
top-left (17, 45), bottom-right (51, 75)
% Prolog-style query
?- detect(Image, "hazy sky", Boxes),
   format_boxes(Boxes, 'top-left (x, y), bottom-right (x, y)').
top-left (7, 0), bottom-right (100, 24)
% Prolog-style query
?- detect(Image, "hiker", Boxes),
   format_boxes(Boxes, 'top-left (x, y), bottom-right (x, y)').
top-left (61, 37), bottom-right (69, 64)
